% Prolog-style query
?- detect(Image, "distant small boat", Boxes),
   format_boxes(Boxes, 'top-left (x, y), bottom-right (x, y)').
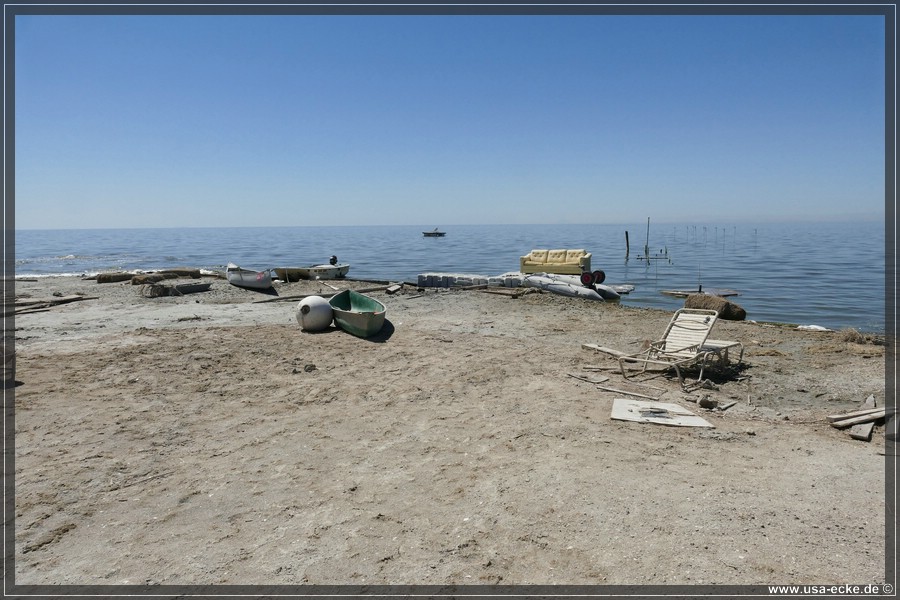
top-left (329, 289), bottom-right (386, 337)
top-left (661, 287), bottom-right (739, 298)
top-left (423, 228), bottom-right (446, 237)
top-left (225, 263), bottom-right (273, 289)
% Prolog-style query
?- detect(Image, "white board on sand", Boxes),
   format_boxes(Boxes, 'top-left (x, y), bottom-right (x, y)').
top-left (610, 399), bottom-right (714, 428)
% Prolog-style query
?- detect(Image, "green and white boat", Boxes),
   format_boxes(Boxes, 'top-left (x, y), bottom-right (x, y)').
top-left (329, 289), bottom-right (386, 338)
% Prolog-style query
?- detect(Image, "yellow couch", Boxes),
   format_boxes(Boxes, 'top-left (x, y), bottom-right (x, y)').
top-left (520, 249), bottom-right (592, 275)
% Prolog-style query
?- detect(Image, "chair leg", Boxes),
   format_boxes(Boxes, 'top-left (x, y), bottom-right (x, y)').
top-left (619, 357), bottom-right (649, 380)
top-left (711, 346), bottom-right (743, 371)
top-left (618, 358), bottom-right (634, 380)
top-left (696, 354), bottom-right (709, 382)
top-left (675, 355), bottom-right (714, 390)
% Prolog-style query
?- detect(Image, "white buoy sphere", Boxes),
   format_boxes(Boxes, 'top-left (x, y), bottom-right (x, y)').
top-left (296, 296), bottom-right (333, 331)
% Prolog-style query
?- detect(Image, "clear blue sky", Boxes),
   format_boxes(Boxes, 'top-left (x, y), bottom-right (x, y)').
top-left (13, 12), bottom-right (886, 229)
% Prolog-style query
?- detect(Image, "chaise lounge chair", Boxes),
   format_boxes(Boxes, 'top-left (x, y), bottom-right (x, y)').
top-left (701, 338), bottom-right (745, 370)
top-left (618, 308), bottom-right (722, 389)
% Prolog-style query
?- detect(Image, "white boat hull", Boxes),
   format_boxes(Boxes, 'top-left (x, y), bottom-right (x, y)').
top-left (523, 274), bottom-right (604, 301)
top-left (538, 274), bottom-right (622, 301)
top-left (661, 288), bottom-right (739, 298)
top-left (226, 263), bottom-right (273, 289)
top-left (277, 264), bottom-right (350, 281)
top-left (301, 263), bottom-right (350, 280)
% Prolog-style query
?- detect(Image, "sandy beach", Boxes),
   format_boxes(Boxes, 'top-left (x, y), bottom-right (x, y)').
top-left (9, 273), bottom-right (890, 587)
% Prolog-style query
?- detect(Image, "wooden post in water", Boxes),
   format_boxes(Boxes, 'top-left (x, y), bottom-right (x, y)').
top-left (644, 217), bottom-right (650, 259)
top-left (625, 231), bottom-right (630, 258)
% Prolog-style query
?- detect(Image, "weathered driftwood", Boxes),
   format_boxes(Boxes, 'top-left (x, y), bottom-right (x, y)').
top-left (158, 268), bottom-right (201, 278)
top-left (15, 295), bottom-right (98, 307)
top-left (96, 272), bottom-right (134, 284)
top-left (849, 394), bottom-right (877, 441)
top-left (826, 406), bottom-right (884, 422)
top-left (479, 287), bottom-right (533, 298)
top-left (254, 286), bottom-right (390, 303)
top-left (567, 373), bottom-right (610, 385)
top-left (131, 273), bottom-right (180, 285)
top-left (581, 343), bottom-right (626, 358)
top-left (849, 421), bottom-right (876, 441)
top-left (128, 269), bottom-right (202, 285)
top-left (594, 384), bottom-right (660, 401)
top-left (141, 282), bottom-right (212, 298)
top-left (829, 409), bottom-right (887, 429)
top-left (13, 295), bottom-right (99, 314)
top-left (10, 307), bottom-right (50, 316)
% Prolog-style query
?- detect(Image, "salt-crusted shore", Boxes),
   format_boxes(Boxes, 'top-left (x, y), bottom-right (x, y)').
top-left (8, 273), bottom-right (890, 587)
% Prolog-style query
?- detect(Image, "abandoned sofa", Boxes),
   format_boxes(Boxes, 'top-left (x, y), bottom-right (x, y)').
top-left (519, 249), bottom-right (592, 275)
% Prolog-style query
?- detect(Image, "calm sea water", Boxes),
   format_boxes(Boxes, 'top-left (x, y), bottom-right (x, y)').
top-left (12, 221), bottom-right (887, 333)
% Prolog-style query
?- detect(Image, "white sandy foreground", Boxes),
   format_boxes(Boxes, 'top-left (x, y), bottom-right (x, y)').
top-left (9, 275), bottom-right (891, 587)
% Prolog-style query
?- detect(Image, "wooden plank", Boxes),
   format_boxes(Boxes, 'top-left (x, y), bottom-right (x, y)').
top-left (849, 422), bottom-right (875, 441)
top-left (830, 409), bottom-right (886, 429)
top-left (479, 288), bottom-right (520, 296)
top-left (848, 394), bottom-right (877, 441)
top-left (567, 373), bottom-right (610, 385)
top-left (15, 295), bottom-right (99, 309)
top-left (132, 273), bottom-right (182, 285)
top-left (610, 399), bottom-right (714, 428)
top-left (595, 384), bottom-right (659, 401)
top-left (9, 307), bottom-right (51, 316)
top-left (826, 407), bottom-right (884, 422)
top-left (254, 286), bottom-right (389, 303)
top-left (582, 344), bottom-right (626, 358)
top-left (96, 272), bottom-right (134, 283)
top-left (16, 295), bottom-right (93, 307)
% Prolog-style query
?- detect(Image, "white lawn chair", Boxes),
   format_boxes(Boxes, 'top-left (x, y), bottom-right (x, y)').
top-left (618, 308), bottom-right (719, 389)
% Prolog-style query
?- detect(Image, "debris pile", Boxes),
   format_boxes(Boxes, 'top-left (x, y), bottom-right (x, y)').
top-left (828, 394), bottom-right (888, 442)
